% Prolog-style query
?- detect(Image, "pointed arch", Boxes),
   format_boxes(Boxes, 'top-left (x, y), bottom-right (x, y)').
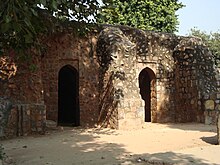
top-left (139, 67), bottom-right (156, 122)
top-left (58, 65), bottom-right (80, 126)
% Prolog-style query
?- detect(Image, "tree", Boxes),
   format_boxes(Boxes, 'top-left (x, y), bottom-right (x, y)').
top-left (97, 0), bottom-right (184, 33)
top-left (0, 0), bottom-right (110, 59)
top-left (189, 28), bottom-right (220, 65)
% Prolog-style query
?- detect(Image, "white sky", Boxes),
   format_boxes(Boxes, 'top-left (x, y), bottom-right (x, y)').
top-left (176, 0), bottom-right (220, 35)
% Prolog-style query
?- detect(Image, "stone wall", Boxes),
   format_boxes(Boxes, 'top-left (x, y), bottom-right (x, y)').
top-left (0, 97), bottom-right (12, 137)
top-left (0, 56), bottom-right (46, 138)
top-left (0, 24), bottom-right (219, 136)
top-left (173, 37), bottom-right (218, 123)
top-left (96, 25), bottom-right (219, 129)
top-left (42, 32), bottom-right (100, 126)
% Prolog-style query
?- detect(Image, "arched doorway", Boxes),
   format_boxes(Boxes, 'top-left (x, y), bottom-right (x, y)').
top-left (139, 68), bottom-right (156, 122)
top-left (58, 65), bottom-right (80, 126)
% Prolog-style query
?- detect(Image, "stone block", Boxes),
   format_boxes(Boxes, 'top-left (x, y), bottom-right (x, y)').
top-left (136, 107), bottom-right (144, 118)
top-left (205, 114), bottom-right (213, 125)
top-left (125, 112), bottom-right (136, 119)
top-left (118, 118), bottom-right (143, 130)
top-left (210, 93), bottom-right (217, 100)
top-left (216, 104), bottom-right (220, 111)
top-left (204, 110), bottom-right (218, 125)
top-left (118, 110), bottom-right (125, 120)
top-left (205, 100), bottom-right (215, 110)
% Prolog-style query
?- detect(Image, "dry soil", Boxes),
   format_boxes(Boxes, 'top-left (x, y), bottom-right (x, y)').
top-left (1, 123), bottom-right (217, 165)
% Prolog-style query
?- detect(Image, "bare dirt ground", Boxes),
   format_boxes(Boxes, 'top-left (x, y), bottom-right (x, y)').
top-left (1, 123), bottom-right (218, 165)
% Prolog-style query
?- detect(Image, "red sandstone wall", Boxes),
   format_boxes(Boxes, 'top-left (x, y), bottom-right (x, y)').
top-left (0, 57), bottom-right (46, 137)
top-left (42, 32), bottom-right (100, 126)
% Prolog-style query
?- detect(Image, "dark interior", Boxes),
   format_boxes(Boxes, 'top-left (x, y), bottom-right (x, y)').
top-left (58, 65), bottom-right (80, 126)
top-left (139, 68), bottom-right (155, 122)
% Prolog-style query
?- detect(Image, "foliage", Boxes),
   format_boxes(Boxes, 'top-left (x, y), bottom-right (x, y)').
top-left (97, 0), bottom-right (184, 33)
top-left (189, 28), bottom-right (220, 65)
top-left (0, 0), bottom-right (110, 59)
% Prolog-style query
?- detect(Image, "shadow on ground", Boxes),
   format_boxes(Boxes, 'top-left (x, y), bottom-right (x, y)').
top-left (130, 152), bottom-right (215, 165)
top-left (164, 123), bottom-right (217, 133)
top-left (1, 124), bottom-right (218, 165)
top-left (200, 135), bottom-right (218, 145)
top-left (2, 128), bottom-right (127, 165)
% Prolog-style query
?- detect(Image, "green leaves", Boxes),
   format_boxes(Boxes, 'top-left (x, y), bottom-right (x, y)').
top-left (97, 0), bottom-right (184, 33)
top-left (1, 23), bottom-right (10, 33)
top-left (24, 34), bottom-right (33, 44)
top-left (189, 28), bottom-right (220, 65)
top-left (51, 0), bottom-right (58, 10)
top-left (0, 0), bottom-right (103, 60)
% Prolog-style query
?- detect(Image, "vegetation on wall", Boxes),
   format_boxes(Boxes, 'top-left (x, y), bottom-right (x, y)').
top-left (97, 0), bottom-right (184, 33)
top-left (189, 28), bottom-right (220, 65)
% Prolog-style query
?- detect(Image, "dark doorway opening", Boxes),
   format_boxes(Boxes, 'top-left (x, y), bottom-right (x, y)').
top-left (139, 68), bottom-right (156, 122)
top-left (58, 65), bottom-right (80, 126)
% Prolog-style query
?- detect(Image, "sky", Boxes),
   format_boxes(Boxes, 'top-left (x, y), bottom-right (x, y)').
top-left (176, 0), bottom-right (220, 35)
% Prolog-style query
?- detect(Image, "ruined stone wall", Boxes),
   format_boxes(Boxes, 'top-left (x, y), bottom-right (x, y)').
top-left (1, 24), bottom-right (219, 136)
top-left (198, 50), bottom-right (219, 124)
top-left (96, 26), bottom-right (181, 128)
top-left (173, 38), bottom-right (219, 124)
top-left (0, 57), bottom-right (45, 138)
top-left (173, 49), bottom-right (200, 122)
top-left (135, 32), bottom-right (179, 123)
top-left (42, 32), bottom-right (100, 126)
top-left (1, 30), bottom-right (101, 137)
top-left (96, 25), bottom-right (219, 128)
top-left (173, 38), bottom-right (201, 122)
top-left (175, 39), bottom-right (219, 124)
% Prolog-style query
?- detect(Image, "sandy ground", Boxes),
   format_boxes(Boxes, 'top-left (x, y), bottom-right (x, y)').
top-left (1, 123), bottom-right (218, 165)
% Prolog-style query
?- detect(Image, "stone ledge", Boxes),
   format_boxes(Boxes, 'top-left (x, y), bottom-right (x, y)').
top-left (4, 103), bottom-right (46, 138)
